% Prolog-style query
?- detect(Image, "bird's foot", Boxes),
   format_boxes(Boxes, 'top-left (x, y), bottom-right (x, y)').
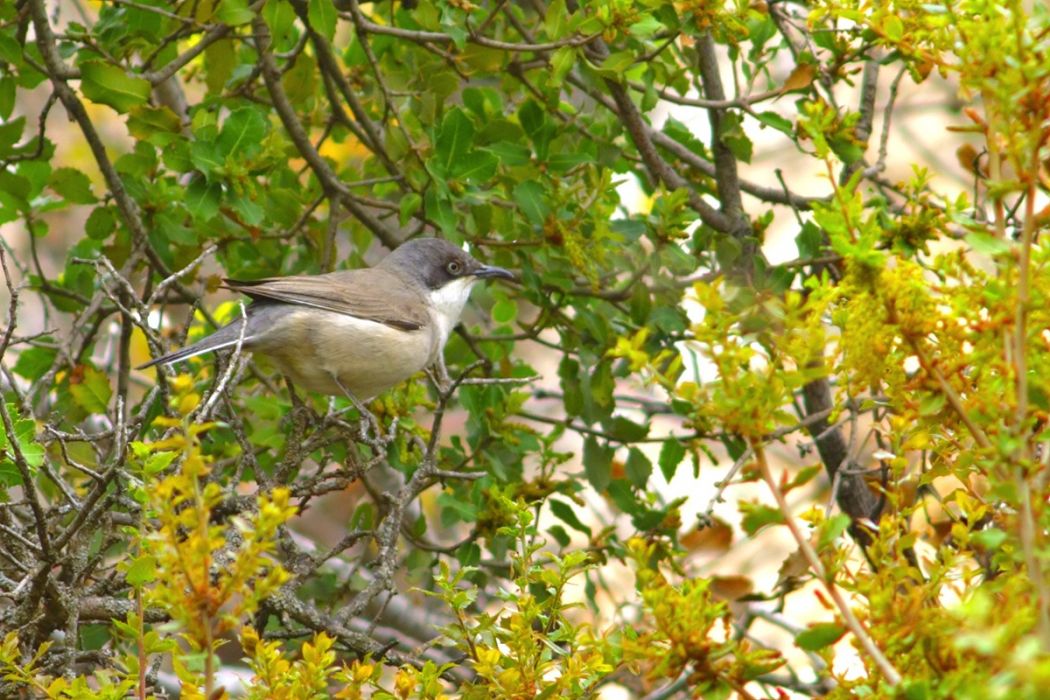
top-left (426, 357), bottom-right (453, 395)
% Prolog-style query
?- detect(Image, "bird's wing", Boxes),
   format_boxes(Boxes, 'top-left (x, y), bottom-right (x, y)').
top-left (222, 268), bottom-right (428, 331)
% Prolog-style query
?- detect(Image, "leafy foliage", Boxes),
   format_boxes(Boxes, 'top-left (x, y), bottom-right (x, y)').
top-left (1, 0), bottom-right (1050, 697)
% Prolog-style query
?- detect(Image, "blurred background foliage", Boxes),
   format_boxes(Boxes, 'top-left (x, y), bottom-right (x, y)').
top-left (1, 0), bottom-right (1050, 697)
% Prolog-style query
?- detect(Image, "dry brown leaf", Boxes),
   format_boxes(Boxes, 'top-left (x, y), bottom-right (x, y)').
top-left (681, 517), bottom-right (734, 555)
top-left (776, 546), bottom-right (811, 591)
top-left (710, 575), bottom-right (754, 601)
top-left (781, 63), bottom-right (816, 93)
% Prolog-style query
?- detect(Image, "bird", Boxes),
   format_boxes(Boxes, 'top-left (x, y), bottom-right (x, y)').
top-left (139, 238), bottom-right (514, 400)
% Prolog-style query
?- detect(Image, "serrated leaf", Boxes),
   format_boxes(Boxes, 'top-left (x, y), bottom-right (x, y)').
top-left (79, 60), bottom-right (151, 113)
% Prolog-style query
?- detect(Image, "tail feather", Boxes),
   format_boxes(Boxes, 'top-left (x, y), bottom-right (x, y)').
top-left (137, 320), bottom-right (252, 370)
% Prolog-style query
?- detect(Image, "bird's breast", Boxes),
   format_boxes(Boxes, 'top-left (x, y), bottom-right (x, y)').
top-left (250, 307), bottom-right (436, 398)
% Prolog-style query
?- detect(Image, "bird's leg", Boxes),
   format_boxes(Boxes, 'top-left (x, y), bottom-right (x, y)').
top-left (281, 377), bottom-right (316, 454)
top-left (329, 374), bottom-right (387, 447)
top-left (427, 353), bottom-right (453, 395)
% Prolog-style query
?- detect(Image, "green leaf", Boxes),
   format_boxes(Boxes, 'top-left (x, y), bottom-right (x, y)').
top-left (143, 451), bottom-right (176, 475)
top-left (12, 346), bottom-right (57, 380)
top-left (658, 438), bottom-right (686, 482)
top-left (817, 513), bottom-right (851, 550)
top-left (262, 0), bottom-right (298, 51)
top-left (186, 178), bottom-right (222, 221)
top-left (435, 107), bottom-right (474, 177)
top-left (49, 168), bottom-right (96, 204)
top-left (605, 416), bottom-right (649, 442)
top-left (972, 528), bottom-right (1007, 551)
top-left (546, 151), bottom-right (592, 174)
top-left (486, 142), bottom-right (531, 166)
top-left (454, 149), bottom-right (498, 182)
top-left (549, 499), bottom-right (592, 535)
top-left (549, 46), bottom-right (575, 86)
top-left (127, 105), bottom-right (183, 147)
top-left (795, 622), bottom-right (846, 651)
top-left (399, 192), bottom-right (422, 226)
top-left (217, 0), bottom-right (254, 25)
top-left (204, 38), bottom-right (237, 94)
top-left (218, 107), bottom-right (268, 157)
top-left (882, 15), bottom-right (904, 42)
top-left (599, 51), bottom-right (635, 75)
top-left (308, 0), bottom-right (337, 40)
top-left (544, 0), bottom-right (567, 37)
top-left (491, 297), bottom-right (517, 324)
top-left (740, 502), bottom-right (784, 536)
top-left (125, 555), bottom-right (157, 586)
top-left (424, 188), bottom-right (456, 235)
top-left (0, 116), bottom-right (24, 155)
top-left (2, 410), bottom-right (44, 470)
top-left (79, 60), bottom-right (151, 113)
top-left (965, 231), bottom-right (1011, 256)
top-left (513, 180), bottom-right (549, 225)
top-left (190, 140), bottom-right (223, 176)
top-left (0, 459), bottom-right (19, 486)
top-left (85, 206), bottom-right (117, 240)
top-left (628, 16), bottom-right (664, 38)
top-left (755, 111), bottom-right (793, 135)
top-left (625, 448), bottom-right (652, 488)
top-left (0, 75), bottom-right (15, 120)
top-left (583, 437), bottom-right (613, 492)
top-left (69, 366), bottom-right (112, 414)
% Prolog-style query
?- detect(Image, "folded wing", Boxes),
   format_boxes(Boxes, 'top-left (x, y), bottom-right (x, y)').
top-left (222, 268), bottom-right (428, 332)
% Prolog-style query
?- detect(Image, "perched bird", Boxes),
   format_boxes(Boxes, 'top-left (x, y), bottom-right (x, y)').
top-left (140, 238), bottom-right (514, 399)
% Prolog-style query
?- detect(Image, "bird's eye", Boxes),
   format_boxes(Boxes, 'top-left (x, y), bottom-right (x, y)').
top-left (447, 261), bottom-right (463, 275)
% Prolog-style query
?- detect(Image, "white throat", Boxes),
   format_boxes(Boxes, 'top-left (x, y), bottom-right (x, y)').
top-left (428, 277), bottom-right (478, 348)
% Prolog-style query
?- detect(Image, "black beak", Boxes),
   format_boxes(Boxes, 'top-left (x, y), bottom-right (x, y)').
top-left (474, 265), bottom-right (515, 281)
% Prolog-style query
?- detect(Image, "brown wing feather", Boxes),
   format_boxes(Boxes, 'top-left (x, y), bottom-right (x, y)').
top-left (222, 268), bottom-right (427, 331)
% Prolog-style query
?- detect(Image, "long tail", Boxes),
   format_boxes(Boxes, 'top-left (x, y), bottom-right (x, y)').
top-left (137, 318), bottom-right (253, 370)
